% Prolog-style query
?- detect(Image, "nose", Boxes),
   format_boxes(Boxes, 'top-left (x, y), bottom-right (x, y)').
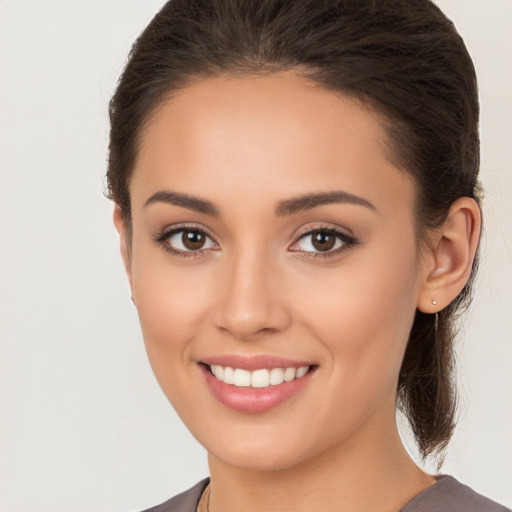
top-left (212, 248), bottom-right (292, 341)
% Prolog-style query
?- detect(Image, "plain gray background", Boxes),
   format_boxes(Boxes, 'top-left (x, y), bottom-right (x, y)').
top-left (1, 1), bottom-right (511, 511)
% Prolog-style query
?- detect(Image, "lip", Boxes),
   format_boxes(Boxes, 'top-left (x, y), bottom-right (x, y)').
top-left (199, 356), bottom-right (317, 414)
top-left (201, 354), bottom-right (314, 371)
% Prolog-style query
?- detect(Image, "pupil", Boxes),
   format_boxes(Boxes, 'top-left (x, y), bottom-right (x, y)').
top-left (182, 230), bottom-right (205, 250)
top-left (312, 232), bottom-right (335, 251)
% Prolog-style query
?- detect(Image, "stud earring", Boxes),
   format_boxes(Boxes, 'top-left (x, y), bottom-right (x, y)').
top-left (432, 299), bottom-right (437, 306)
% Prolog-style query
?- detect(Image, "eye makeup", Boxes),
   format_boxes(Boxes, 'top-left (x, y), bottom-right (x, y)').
top-left (153, 224), bottom-right (219, 259)
top-left (289, 225), bottom-right (358, 260)
top-left (153, 222), bottom-right (358, 261)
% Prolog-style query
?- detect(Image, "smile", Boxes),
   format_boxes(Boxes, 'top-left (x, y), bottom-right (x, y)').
top-left (200, 358), bottom-right (316, 414)
top-left (209, 364), bottom-right (310, 388)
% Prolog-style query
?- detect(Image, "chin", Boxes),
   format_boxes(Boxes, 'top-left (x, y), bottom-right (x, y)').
top-left (210, 443), bottom-right (311, 472)
top-left (200, 421), bottom-right (337, 473)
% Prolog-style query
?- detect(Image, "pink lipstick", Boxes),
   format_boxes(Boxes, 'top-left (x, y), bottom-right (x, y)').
top-left (199, 355), bottom-right (316, 413)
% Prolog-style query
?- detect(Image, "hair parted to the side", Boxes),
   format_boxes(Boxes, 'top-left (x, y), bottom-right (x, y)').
top-left (107, 0), bottom-right (480, 465)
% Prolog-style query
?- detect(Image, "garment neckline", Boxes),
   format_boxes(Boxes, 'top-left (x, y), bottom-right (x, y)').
top-left (195, 475), bottom-right (457, 512)
top-left (396, 474), bottom-right (455, 512)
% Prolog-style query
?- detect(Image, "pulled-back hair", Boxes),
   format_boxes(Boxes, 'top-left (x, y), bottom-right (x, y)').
top-left (107, 0), bottom-right (480, 464)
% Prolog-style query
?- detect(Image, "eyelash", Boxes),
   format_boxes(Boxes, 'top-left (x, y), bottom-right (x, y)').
top-left (292, 225), bottom-right (357, 260)
top-left (154, 225), bottom-right (216, 259)
top-left (154, 224), bottom-right (357, 260)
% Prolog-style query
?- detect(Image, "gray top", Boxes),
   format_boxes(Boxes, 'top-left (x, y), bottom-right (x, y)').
top-left (142, 475), bottom-right (509, 512)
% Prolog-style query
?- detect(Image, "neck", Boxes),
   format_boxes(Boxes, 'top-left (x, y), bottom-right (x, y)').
top-left (206, 414), bottom-right (435, 512)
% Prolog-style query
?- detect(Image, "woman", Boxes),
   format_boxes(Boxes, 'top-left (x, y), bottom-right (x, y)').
top-left (106, 0), bottom-right (509, 511)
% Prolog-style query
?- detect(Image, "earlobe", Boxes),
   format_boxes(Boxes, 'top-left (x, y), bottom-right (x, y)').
top-left (418, 197), bottom-right (481, 313)
top-left (113, 205), bottom-right (134, 300)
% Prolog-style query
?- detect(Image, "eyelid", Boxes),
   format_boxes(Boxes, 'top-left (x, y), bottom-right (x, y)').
top-left (288, 224), bottom-right (358, 257)
top-left (293, 223), bottom-right (355, 240)
top-left (153, 222), bottom-right (357, 259)
top-left (154, 223), bottom-right (219, 257)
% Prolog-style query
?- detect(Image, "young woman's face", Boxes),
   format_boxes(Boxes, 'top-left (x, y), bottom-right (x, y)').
top-left (124, 72), bottom-right (428, 471)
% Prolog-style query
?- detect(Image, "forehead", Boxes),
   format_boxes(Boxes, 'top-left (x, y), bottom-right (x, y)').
top-left (132, 71), bottom-right (415, 216)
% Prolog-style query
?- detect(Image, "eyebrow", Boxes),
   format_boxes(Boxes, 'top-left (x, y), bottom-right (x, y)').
top-left (276, 191), bottom-right (376, 216)
top-left (144, 189), bottom-right (376, 217)
top-left (144, 190), bottom-right (220, 216)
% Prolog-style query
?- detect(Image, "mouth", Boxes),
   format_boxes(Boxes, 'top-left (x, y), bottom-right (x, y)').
top-left (199, 358), bottom-right (317, 413)
top-left (205, 363), bottom-right (312, 388)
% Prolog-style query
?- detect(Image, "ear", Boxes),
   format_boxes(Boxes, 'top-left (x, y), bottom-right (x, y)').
top-left (113, 205), bottom-right (134, 299)
top-left (417, 197), bottom-right (481, 313)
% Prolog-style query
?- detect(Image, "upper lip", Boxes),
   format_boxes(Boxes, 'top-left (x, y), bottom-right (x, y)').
top-left (200, 354), bottom-right (316, 371)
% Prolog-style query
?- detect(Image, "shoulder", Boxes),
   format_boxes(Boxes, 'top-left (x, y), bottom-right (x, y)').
top-left (399, 475), bottom-right (510, 512)
top-left (140, 478), bottom-right (210, 512)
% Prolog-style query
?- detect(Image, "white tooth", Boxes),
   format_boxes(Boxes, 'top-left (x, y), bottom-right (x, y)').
top-left (269, 368), bottom-right (285, 385)
top-left (283, 367), bottom-right (297, 382)
top-left (233, 369), bottom-right (251, 387)
top-left (251, 369), bottom-right (270, 388)
top-left (214, 365), bottom-right (224, 380)
top-left (210, 365), bottom-right (219, 377)
top-left (296, 366), bottom-right (309, 378)
top-left (223, 366), bottom-right (235, 385)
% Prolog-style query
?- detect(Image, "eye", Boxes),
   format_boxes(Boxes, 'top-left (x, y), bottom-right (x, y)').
top-left (289, 227), bottom-right (356, 257)
top-left (156, 227), bottom-right (218, 256)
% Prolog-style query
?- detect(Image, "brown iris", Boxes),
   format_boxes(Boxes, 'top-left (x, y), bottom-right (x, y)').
top-left (311, 231), bottom-right (336, 251)
top-left (182, 230), bottom-right (206, 250)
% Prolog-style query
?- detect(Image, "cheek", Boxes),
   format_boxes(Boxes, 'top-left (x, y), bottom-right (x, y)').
top-left (294, 238), bottom-right (420, 389)
top-left (130, 244), bottom-right (215, 376)
top-left (277, 243), bottom-right (421, 449)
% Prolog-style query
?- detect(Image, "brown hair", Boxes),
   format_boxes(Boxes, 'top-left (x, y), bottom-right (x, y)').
top-left (107, 0), bottom-right (480, 464)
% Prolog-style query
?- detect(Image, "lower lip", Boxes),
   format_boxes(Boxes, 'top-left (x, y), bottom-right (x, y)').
top-left (200, 365), bottom-right (314, 414)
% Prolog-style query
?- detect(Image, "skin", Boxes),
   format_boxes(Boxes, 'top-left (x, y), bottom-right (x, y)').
top-left (114, 71), bottom-right (481, 512)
